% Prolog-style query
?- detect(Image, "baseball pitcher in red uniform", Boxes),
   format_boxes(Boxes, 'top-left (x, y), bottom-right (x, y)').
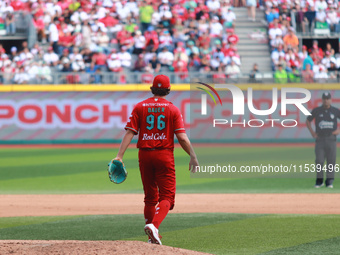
top-left (114, 74), bottom-right (199, 245)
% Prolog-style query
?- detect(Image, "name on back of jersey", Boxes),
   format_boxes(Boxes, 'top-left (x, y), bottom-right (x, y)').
top-left (142, 133), bottom-right (167, 140)
top-left (148, 107), bottom-right (165, 113)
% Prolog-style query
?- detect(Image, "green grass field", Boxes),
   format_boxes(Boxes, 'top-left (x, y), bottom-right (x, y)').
top-left (0, 146), bottom-right (339, 194)
top-left (1, 146), bottom-right (340, 254)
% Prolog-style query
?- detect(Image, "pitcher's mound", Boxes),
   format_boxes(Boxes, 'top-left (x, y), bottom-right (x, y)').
top-left (0, 240), bottom-right (211, 255)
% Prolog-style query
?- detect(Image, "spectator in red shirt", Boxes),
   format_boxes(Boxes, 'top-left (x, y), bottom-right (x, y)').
top-left (174, 60), bottom-right (188, 81)
top-left (33, 16), bottom-right (46, 43)
top-left (11, 0), bottom-right (24, 11)
top-left (310, 46), bottom-right (322, 63)
top-left (80, 0), bottom-right (93, 13)
top-left (59, 31), bottom-right (75, 53)
top-left (99, 12), bottom-right (118, 31)
top-left (120, 31), bottom-right (134, 53)
top-left (33, 4), bottom-right (45, 18)
top-left (144, 26), bottom-right (159, 52)
top-left (310, 40), bottom-right (323, 59)
top-left (198, 31), bottom-right (211, 48)
top-left (226, 29), bottom-right (239, 46)
top-left (58, 0), bottom-right (72, 12)
top-left (195, 1), bottom-right (209, 20)
top-left (302, 63), bottom-right (314, 83)
top-left (92, 48), bottom-right (107, 71)
top-left (172, 3), bottom-right (188, 22)
top-left (116, 28), bottom-right (128, 46)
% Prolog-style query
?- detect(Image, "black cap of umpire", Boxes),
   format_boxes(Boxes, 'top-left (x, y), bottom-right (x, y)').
top-left (322, 92), bottom-right (331, 99)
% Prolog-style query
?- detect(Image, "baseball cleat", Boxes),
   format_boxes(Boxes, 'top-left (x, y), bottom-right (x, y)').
top-left (326, 185), bottom-right (333, 188)
top-left (144, 223), bottom-right (162, 245)
top-left (314, 183), bottom-right (324, 188)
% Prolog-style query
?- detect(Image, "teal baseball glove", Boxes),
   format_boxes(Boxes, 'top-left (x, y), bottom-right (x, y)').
top-left (108, 159), bottom-right (127, 184)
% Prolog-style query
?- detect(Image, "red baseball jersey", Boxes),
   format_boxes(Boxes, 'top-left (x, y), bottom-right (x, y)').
top-left (125, 97), bottom-right (185, 150)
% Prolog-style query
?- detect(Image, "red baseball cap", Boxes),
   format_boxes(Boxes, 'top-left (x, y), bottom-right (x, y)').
top-left (152, 75), bottom-right (171, 89)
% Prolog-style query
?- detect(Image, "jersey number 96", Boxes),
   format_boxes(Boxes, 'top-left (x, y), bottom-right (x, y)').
top-left (146, 114), bottom-right (165, 131)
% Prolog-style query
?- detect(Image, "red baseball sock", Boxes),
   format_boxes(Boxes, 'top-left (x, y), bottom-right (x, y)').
top-left (144, 205), bottom-right (156, 224)
top-left (152, 200), bottom-right (170, 229)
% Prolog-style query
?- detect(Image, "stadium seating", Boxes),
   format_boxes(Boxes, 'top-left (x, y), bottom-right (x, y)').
top-left (0, 0), bottom-right (242, 84)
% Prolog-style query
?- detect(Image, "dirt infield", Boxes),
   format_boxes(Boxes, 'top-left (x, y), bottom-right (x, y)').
top-left (0, 240), bottom-right (211, 255)
top-left (1, 193), bottom-right (340, 217)
top-left (1, 193), bottom-right (339, 254)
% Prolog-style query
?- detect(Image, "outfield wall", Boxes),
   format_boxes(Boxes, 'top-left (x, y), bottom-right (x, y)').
top-left (0, 85), bottom-right (339, 143)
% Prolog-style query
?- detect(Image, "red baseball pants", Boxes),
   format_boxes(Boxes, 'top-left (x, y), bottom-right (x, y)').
top-left (138, 149), bottom-right (176, 211)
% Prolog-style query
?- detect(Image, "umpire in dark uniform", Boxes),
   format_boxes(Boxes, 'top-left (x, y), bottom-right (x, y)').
top-left (306, 92), bottom-right (340, 188)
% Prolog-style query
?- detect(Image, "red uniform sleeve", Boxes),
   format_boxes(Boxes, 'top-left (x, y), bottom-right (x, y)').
top-left (172, 105), bottom-right (185, 134)
top-left (125, 104), bottom-right (140, 135)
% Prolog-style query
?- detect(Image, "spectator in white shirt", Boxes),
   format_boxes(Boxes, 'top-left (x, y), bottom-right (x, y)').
top-left (207, 0), bottom-right (220, 11)
top-left (271, 34), bottom-right (284, 49)
top-left (225, 60), bottom-right (241, 78)
top-left (312, 60), bottom-right (324, 74)
top-left (45, 0), bottom-right (57, 16)
top-left (20, 48), bottom-right (34, 62)
top-left (336, 55), bottom-right (340, 68)
top-left (96, 29), bottom-right (110, 53)
top-left (118, 2), bottom-right (132, 20)
top-left (95, 5), bottom-right (107, 20)
top-left (298, 45), bottom-right (309, 62)
top-left (38, 62), bottom-right (52, 83)
top-left (315, 8), bottom-right (327, 23)
top-left (158, 47), bottom-right (174, 69)
top-left (69, 47), bottom-right (83, 62)
top-left (91, 18), bottom-right (107, 33)
top-left (222, 7), bottom-right (236, 27)
top-left (159, 30), bottom-right (173, 51)
top-left (321, 51), bottom-right (336, 68)
top-left (48, 18), bottom-right (60, 54)
top-left (72, 55), bottom-right (86, 71)
top-left (71, 8), bottom-right (89, 24)
top-left (314, 66), bottom-right (328, 82)
top-left (326, 6), bottom-right (339, 31)
top-left (126, 0), bottom-right (139, 16)
top-left (133, 30), bottom-right (146, 55)
top-left (14, 66), bottom-right (29, 84)
top-left (269, 21), bottom-right (283, 41)
top-left (117, 46), bottom-right (132, 68)
top-left (43, 10), bottom-right (52, 27)
top-left (107, 52), bottom-right (122, 72)
top-left (315, 0), bottom-right (328, 11)
top-left (28, 61), bottom-right (40, 83)
top-left (152, 10), bottom-right (161, 26)
top-left (43, 47), bottom-right (59, 66)
top-left (210, 16), bottom-right (223, 38)
top-left (103, 0), bottom-right (113, 8)
top-left (0, 2), bottom-right (13, 14)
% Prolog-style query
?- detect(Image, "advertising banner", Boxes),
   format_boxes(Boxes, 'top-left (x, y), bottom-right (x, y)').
top-left (0, 90), bottom-right (339, 143)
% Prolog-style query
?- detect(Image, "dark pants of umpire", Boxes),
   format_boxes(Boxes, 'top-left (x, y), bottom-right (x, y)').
top-left (315, 135), bottom-right (336, 186)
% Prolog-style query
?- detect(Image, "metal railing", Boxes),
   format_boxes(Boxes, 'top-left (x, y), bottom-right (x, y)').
top-left (290, 10), bottom-right (340, 36)
top-left (1, 71), bottom-right (339, 85)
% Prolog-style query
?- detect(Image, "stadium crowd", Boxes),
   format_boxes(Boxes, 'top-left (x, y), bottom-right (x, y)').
top-left (265, 0), bottom-right (340, 83)
top-left (0, 0), bottom-right (243, 84)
